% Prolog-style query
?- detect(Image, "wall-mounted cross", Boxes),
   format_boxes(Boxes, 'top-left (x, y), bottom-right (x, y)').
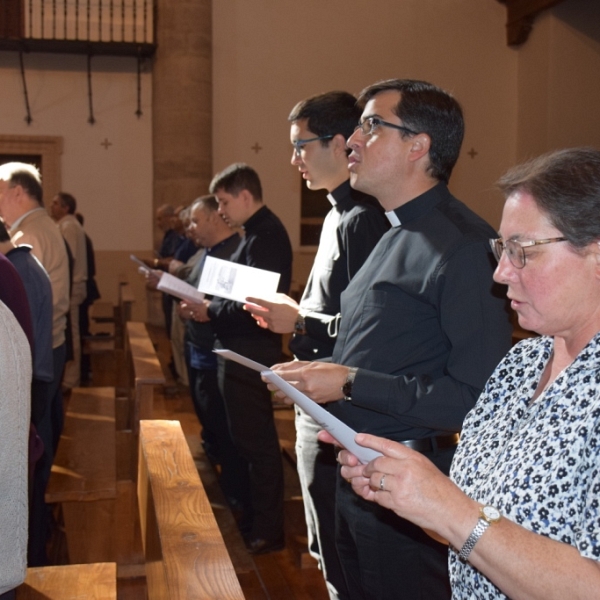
top-left (467, 148), bottom-right (478, 159)
top-left (101, 138), bottom-right (113, 150)
top-left (251, 142), bottom-right (263, 154)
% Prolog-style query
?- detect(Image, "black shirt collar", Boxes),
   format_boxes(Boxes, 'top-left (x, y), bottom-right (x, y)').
top-left (207, 233), bottom-right (240, 254)
top-left (242, 204), bottom-right (269, 233)
top-left (327, 180), bottom-right (353, 210)
top-left (386, 182), bottom-right (449, 228)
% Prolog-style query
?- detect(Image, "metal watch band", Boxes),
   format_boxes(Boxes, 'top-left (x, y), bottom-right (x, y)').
top-left (458, 518), bottom-right (489, 563)
top-left (294, 312), bottom-right (306, 336)
top-left (342, 367), bottom-right (358, 401)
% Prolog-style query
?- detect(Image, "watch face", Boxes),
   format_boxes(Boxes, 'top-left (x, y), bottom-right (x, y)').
top-left (482, 505), bottom-right (501, 522)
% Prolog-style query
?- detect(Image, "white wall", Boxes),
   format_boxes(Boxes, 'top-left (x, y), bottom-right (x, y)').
top-left (0, 51), bottom-right (153, 252)
top-left (212, 0), bottom-right (518, 245)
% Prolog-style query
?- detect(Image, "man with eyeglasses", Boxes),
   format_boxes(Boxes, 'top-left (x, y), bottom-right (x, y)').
top-left (245, 91), bottom-right (387, 599)
top-left (270, 79), bottom-right (512, 599)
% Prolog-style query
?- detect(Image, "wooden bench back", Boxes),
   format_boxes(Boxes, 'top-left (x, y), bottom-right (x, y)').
top-left (46, 387), bottom-right (119, 564)
top-left (138, 420), bottom-right (244, 600)
top-left (46, 387), bottom-right (116, 504)
top-left (125, 321), bottom-right (165, 433)
top-left (119, 281), bottom-right (135, 325)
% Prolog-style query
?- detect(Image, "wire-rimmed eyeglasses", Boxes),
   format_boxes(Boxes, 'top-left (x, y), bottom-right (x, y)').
top-left (489, 237), bottom-right (567, 269)
top-left (292, 135), bottom-right (334, 157)
top-left (354, 116), bottom-right (418, 137)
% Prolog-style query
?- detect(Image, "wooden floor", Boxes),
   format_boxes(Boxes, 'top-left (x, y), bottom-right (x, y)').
top-left (88, 323), bottom-right (330, 600)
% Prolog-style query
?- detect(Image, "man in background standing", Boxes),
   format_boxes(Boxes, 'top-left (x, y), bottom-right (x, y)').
top-left (75, 212), bottom-right (101, 383)
top-left (51, 192), bottom-right (88, 390)
top-left (0, 162), bottom-right (71, 566)
top-left (193, 163), bottom-right (293, 554)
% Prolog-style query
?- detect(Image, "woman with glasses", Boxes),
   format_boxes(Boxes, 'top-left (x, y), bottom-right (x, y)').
top-left (330, 147), bottom-right (600, 599)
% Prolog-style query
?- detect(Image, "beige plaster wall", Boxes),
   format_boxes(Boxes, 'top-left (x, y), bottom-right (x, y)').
top-left (0, 53), bottom-right (153, 256)
top-left (516, 0), bottom-right (600, 161)
top-left (0, 52), bottom-right (153, 304)
top-left (212, 0), bottom-right (518, 244)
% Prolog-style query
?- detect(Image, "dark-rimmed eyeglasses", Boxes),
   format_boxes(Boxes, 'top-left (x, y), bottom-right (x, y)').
top-left (490, 237), bottom-right (567, 269)
top-left (292, 135), bottom-right (334, 157)
top-left (354, 117), bottom-right (418, 137)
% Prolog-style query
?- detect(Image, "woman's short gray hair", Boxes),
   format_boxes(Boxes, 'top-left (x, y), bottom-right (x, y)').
top-left (497, 147), bottom-right (600, 248)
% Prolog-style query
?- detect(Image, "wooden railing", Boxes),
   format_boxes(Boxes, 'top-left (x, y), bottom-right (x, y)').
top-left (0, 0), bottom-right (156, 56)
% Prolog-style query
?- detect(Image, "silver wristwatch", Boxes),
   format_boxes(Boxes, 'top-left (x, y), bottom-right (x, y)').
top-left (457, 505), bottom-right (501, 563)
top-left (341, 367), bottom-right (358, 401)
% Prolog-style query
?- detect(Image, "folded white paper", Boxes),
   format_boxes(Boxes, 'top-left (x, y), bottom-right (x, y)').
top-left (157, 272), bottom-right (205, 304)
top-left (213, 348), bottom-right (382, 464)
top-left (198, 256), bottom-right (280, 303)
top-left (130, 253), bottom-right (151, 273)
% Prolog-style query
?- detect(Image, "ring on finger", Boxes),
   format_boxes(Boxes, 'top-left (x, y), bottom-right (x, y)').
top-left (379, 474), bottom-right (386, 492)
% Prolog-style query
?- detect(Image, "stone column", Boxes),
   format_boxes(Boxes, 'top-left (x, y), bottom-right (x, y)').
top-left (152, 0), bottom-right (211, 249)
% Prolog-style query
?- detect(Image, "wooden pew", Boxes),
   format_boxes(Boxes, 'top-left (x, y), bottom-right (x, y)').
top-left (124, 321), bottom-right (166, 434)
top-left (90, 300), bottom-right (115, 324)
top-left (46, 387), bottom-right (117, 564)
top-left (138, 420), bottom-right (244, 600)
top-left (119, 282), bottom-right (135, 325)
top-left (17, 563), bottom-right (117, 599)
top-left (115, 321), bottom-right (165, 483)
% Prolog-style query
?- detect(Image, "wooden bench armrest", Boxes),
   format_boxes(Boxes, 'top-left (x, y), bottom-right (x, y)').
top-left (138, 420), bottom-right (244, 599)
top-left (126, 322), bottom-right (165, 385)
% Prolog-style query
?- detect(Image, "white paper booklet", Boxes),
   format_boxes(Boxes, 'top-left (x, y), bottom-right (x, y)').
top-left (157, 272), bottom-right (205, 304)
top-left (198, 256), bottom-right (280, 303)
top-left (213, 348), bottom-right (382, 464)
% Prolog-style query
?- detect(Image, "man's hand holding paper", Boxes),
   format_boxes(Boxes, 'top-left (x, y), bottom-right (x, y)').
top-left (268, 360), bottom-right (350, 404)
top-left (213, 349), bottom-right (381, 465)
top-left (178, 300), bottom-right (211, 323)
top-left (244, 293), bottom-right (300, 333)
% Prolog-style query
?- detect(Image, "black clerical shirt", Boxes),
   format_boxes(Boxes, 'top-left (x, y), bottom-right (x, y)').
top-left (185, 233), bottom-right (241, 352)
top-left (207, 205), bottom-right (293, 342)
top-left (290, 180), bottom-right (388, 361)
top-left (328, 183), bottom-right (512, 442)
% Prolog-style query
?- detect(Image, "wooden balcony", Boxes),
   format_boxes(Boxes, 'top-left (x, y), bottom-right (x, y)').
top-left (0, 0), bottom-right (156, 58)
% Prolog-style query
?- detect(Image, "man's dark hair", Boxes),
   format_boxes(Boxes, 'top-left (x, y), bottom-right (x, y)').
top-left (357, 79), bottom-right (464, 183)
top-left (497, 147), bottom-right (600, 250)
top-left (0, 162), bottom-right (43, 205)
top-left (0, 218), bottom-right (10, 242)
top-left (191, 194), bottom-right (219, 213)
top-left (57, 192), bottom-right (77, 214)
top-left (288, 91), bottom-right (360, 144)
top-left (209, 163), bottom-right (262, 201)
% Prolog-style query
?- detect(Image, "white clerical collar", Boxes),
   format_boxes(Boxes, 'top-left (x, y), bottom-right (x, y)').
top-left (326, 193), bottom-right (337, 207)
top-left (385, 210), bottom-right (401, 228)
